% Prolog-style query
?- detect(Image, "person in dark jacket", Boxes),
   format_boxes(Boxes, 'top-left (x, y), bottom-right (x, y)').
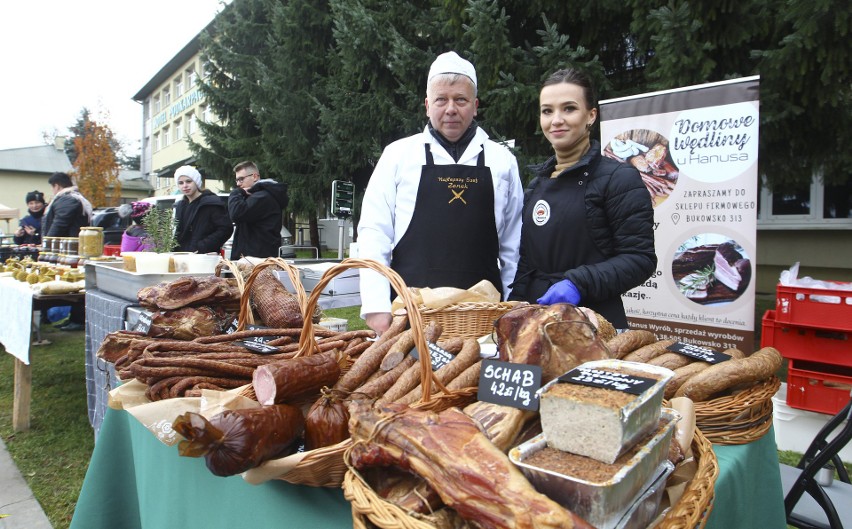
top-left (13, 190), bottom-right (46, 245)
top-left (173, 165), bottom-right (233, 254)
top-left (228, 161), bottom-right (288, 259)
top-left (509, 68), bottom-right (656, 329)
top-left (43, 172), bottom-right (92, 331)
top-left (42, 172), bottom-right (93, 238)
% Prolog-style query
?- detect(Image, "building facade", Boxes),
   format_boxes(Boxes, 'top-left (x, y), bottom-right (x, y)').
top-left (132, 35), bottom-right (223, 197)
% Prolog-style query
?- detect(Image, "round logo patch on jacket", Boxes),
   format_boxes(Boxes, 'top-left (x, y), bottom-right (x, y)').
top-left (532, 199), bottom-right (550, 226)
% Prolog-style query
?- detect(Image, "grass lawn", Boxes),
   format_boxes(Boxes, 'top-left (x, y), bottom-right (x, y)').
top-left (0, 322), bottom-right (93, 529)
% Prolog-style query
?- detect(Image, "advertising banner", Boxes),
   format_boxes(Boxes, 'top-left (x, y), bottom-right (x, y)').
top-left (600, 76), bottom-right (760, 352)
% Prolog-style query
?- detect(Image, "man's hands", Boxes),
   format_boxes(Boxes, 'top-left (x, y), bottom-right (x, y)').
top-left (537, 279), bottom-right (581, 306)
top-left (365, 312), bottom-right (393, 335)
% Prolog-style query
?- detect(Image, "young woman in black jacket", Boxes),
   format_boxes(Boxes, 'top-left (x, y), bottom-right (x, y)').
top-left (173, 166), bottom-right (233, 254)
top-left (509, 69), bottom-right (656, 329)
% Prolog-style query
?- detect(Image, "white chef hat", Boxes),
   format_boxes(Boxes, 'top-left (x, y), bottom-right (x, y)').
top-left (174, 165), bottom-right (202, 189)
top-left (428, 51), bottom-right (477, 87)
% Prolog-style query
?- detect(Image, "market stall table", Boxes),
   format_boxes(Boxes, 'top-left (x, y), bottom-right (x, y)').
top-left (70, 405), bottom-right (787, 528)
top-left (0, 276), bottom-right (85, 431)
top-left (69, 407), bottom-right (351, 529)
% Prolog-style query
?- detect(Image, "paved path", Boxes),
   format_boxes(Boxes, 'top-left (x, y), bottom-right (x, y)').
top-left (0, 436), bottom-right (52, 529)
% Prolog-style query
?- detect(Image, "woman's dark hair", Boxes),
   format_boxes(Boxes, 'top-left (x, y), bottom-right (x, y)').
top-left (542, 69), bottom-right (598, 110)
top-left (48, 171), bottom-right (74, 188)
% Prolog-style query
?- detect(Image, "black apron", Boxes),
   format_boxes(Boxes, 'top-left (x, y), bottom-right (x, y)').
top-left (392, 144), bottom-right (502, 297)
top-left (522, 171), bottom-right (628, 328)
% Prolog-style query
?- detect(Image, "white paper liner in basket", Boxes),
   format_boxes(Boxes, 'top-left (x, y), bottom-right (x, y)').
top-left (108, 380), bottom-right (259, 446)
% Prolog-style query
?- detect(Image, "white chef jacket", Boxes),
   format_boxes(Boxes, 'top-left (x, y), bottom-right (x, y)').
top-left (358, 126), bottom-right (523, 317)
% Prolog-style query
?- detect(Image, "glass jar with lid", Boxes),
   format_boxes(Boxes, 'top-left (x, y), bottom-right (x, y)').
top-left (67, 237), bottom-right (79, 255)
top-left (79, 227), bottom-right (104, 258)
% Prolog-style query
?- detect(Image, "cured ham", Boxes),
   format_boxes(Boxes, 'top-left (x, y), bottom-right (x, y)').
top-left (348, 400), bottom-right (593, 529)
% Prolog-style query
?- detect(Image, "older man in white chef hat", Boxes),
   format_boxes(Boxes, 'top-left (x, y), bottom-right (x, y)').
top-left (357, 51), bottom-right (524, 334)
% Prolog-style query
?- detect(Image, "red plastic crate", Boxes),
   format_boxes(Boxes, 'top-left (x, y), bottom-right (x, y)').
top-left (103, 244), bottom-right (121, 257)
top-left (786, 359), bottom-right (852, 415)
top-left (761, 310), bottom-right (852, 367)
top-left (775, 283), bottom-right (852, 332)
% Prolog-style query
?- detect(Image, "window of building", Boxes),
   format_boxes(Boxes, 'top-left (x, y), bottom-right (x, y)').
top-left (201, 105), bottom-right (211, 123)
top-left (153, 133), bottom-right (159, 152)
top-left (186, 112), bottom-right (197, 135)
top-left (153, 95), bottom-right (161, 114)
top-left (173, 119), bottom-right (182, 141)
top-left (758, 173), bottom-right (852, 229)
top-left (162, 126), bottom-right (170, 146)
top-left (163, 87), bottom-right (171, 106)
top-left (175, 76), bottom-right (184, 98)
top-left (187, 65), bottom-right (198, 88)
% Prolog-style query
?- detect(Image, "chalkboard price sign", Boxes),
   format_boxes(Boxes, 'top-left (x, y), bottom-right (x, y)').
top-left (477, 359), bottom-right (542, 411)
top-left (237, 340), bottom-right (279, 354)
top-left (410, 342), bottom-right (455, 371)
top-left (558, 366), bottom-right (656, 395)
top-left (133, 311), bottom-right (153, 333)
top-left (667, 342), bottom-right (731, 364)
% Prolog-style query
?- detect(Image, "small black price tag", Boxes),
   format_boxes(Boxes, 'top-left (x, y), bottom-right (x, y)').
top-left (477, 359), bottom-right (542, 411)
top-left (244, 324), bottom-right (280, 344)
top-left (236, 340), bottom-right (279, 354)
top-left (224, 320), bottom-right (239, 334)
top-left (133, 311), bottom-right (153, 334)
top-left (667, 342), bottom-right (731, 364)
top-left (559, 366), bottom-right (656, 395)
top-left (409, 342), bottom-right (455, 371)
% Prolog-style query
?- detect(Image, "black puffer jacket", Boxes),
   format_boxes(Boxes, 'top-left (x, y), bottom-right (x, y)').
top-left (175, 190), bottom-right (234, 254)
top-left (228, 179), bottom-right (289, 259)
top-left (509, 141), bottom-right (657, 328)
top-left (43, 192), bottom-right (91, 237)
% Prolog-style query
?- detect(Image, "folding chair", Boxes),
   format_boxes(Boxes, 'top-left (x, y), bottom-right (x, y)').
top-left (780, 395), bottom-right (852, 528)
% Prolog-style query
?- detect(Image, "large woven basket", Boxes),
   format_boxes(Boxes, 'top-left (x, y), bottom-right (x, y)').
top-left (419, 301), bottom-right (520, 339)
top-left (692, 376), bottom-right (780, 445)
top-left (345, 426), bottom-right (719, 529)
top-left (241, 258), bottom-right (477, 488)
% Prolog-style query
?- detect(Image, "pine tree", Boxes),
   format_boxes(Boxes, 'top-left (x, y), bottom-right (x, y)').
top-left (188, 0), bottom-right (272, 183)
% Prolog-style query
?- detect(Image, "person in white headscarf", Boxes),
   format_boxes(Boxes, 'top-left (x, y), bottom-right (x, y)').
top-left (173, 165), bottom-right (233, 254)
top-left (358, 51), bottom-right (523, 334)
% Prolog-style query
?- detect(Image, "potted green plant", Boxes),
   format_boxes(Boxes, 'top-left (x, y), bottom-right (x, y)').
top-left (134, 206), bottom-right (178, 273)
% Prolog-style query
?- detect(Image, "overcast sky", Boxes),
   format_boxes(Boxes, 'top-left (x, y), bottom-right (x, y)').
top-left (0, 0), bottom-right (228, 153)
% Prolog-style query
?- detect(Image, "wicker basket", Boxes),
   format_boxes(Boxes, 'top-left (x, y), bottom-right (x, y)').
top-left (241, 258), bottom-right (477, 488)
top-left (692, 376), bottom-right (780, 445)
top-left (418, 301), bottom-right (521, 339)
top-left (215, 258), bottom-right (254, 324)
top-left (344, 426), bottom-right (719, 529)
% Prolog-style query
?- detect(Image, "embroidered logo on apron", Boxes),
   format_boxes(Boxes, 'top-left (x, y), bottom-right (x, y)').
top-left (438, 176), bottom-right (478, 205)
top-left (533, 199), bottom-right (550, 226)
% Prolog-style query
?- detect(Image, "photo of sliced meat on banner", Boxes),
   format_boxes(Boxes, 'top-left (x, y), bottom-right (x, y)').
top-left (671, 233), bottom-right (752, 305)
top-left (603, 128), bottom-right (680, 207)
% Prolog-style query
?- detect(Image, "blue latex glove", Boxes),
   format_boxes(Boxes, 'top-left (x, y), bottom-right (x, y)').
top-left (537, 279), bottom-right (581, 306)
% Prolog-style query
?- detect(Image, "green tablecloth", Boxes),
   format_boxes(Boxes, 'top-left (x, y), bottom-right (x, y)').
top-left (69, 407), bottom-right (351, 529)
top-left (705, 426), bottom-right (787, 529)
top-left (71, 408), bottom-right (787, 528)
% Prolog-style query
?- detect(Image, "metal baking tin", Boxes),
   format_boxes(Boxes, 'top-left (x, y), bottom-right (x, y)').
top-left (614, 460), bottom-right (675, 529)
top-left (509, 408), bottom-right (679, 529)
top-left (537, 359), bottom-right (675, 463)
